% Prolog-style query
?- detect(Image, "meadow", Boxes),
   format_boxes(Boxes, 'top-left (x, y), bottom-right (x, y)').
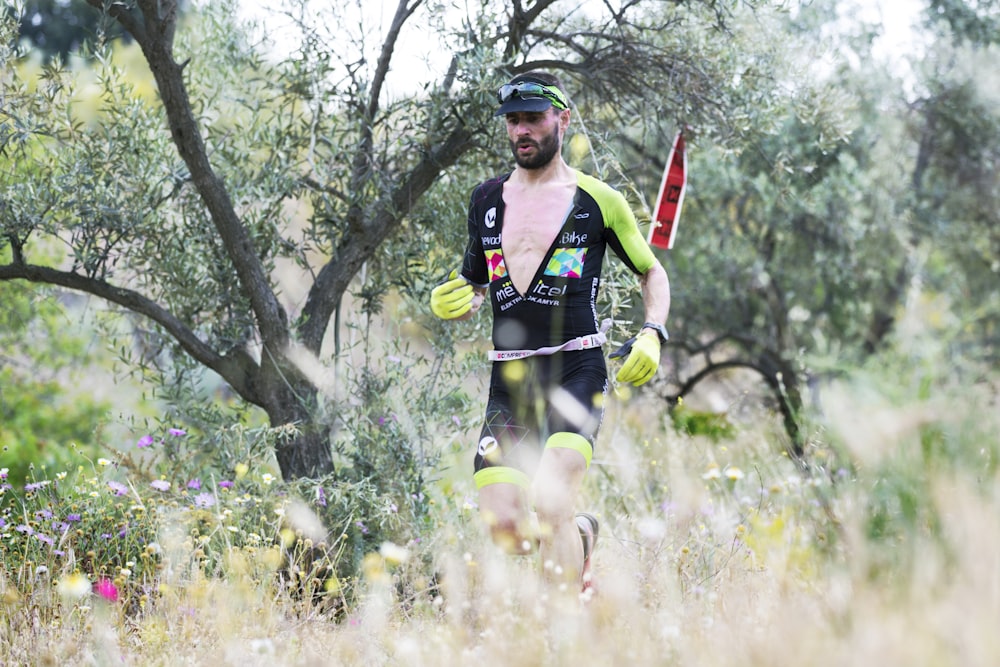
top-left (1, 326), bottom-right (997, 667)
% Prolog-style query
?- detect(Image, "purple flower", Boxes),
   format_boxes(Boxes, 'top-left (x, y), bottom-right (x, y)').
top-left (16, 524), bottom-right (33, 535)
top-left (355, 520), bottom-right (369, 535)
top-left (108, 481), bottom-right (128, 496)
top-left (136, 435), bottom-right (155, 448)
top-left (168, 428), bottom-right (187, 437)
top-left (316, 486), bottom-right (327, 507)
top-left (66, 514), bottom-right (82, 522)
top-left (24, 481), bottom-right (50, 492)
top-left (35, 533), bottom-right (54, 546)
top-left (0, 518), bottom-right (6, 529)
top-left (186, 478), bottom-right (201, 491)
top-left (218, 480), bottom-right (233, 489)
top-left (193, 493), bottom-right (215, 508)
top-left (150, 480), bottom-right (170, 492)
top-left (35, 509), bottom-right (53, 520)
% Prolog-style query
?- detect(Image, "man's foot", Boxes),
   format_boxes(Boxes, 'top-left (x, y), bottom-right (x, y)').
top-left (575, 512), bottom-right (599, 593)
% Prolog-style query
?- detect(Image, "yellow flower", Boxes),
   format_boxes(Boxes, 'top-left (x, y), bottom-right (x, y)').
top-left (234, 463), bottom-right (249, 479)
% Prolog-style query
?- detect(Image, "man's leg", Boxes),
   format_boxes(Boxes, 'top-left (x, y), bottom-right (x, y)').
top-left (530, 437), bottom-right (590, 584)
top-left (477, 479), bottom-right (534, 555)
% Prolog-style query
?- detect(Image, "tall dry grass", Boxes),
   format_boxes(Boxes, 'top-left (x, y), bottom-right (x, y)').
top-left (2, 348), bottom-right (998, 666)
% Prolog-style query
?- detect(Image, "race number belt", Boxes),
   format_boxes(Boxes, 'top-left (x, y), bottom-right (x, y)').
top-left (488, 319), bottom-right (612, 362)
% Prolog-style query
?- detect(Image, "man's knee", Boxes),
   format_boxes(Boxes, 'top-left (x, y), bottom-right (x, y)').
top-left (478, 479), bottom-right (533, 554)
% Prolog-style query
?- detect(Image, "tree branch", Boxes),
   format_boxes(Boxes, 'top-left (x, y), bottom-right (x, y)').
top-left (0, 262), bottom-right (261, 403)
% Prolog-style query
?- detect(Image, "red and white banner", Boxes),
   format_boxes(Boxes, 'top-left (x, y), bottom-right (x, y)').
top-left (647, 131), bottom-right (687, 250)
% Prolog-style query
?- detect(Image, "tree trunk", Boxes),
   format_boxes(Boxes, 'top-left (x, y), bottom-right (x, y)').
top-left (263, 381), bottom-right (335, 480)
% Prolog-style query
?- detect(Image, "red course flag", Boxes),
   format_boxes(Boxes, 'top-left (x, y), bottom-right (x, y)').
top-left (647, 130), bottom-right (687, 250)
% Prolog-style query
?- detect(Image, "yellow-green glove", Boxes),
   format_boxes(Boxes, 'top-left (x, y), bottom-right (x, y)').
top-left (430, 270), bottom-right (474, 320)
top-left (614, 330), bottom-right (661, 386)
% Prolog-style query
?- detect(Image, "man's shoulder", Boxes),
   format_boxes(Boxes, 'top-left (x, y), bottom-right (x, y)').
top-left (574, 170), bottom-right (629, 213)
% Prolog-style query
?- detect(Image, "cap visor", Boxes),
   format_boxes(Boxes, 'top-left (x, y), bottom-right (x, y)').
top-left (494, 97), bottom-right (554, 116)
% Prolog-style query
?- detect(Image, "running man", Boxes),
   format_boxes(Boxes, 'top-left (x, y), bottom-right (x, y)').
top-left (430, 71), bottom-right (671, 591)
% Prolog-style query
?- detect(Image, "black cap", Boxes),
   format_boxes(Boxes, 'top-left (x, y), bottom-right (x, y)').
top-left (494, 75), bottom-right (567, 117)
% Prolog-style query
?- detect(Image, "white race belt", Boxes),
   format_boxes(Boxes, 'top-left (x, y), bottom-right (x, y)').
top-left (488, 319), bottom-right (612, 362)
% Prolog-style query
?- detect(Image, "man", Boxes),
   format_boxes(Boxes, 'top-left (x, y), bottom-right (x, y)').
top-left (430, 71), bottom-right (671, 592)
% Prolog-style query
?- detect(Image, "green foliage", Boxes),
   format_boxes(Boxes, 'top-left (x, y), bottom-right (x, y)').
top-left (7, 0), bottom-right (134, 63)
top-left (669, 402), bottom-right (735, 440)
top-left (0, 370), bottom-right (107, 488)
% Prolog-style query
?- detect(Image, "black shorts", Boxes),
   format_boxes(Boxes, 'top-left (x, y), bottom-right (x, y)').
top-left (473, 348), bottom-right (607, 488)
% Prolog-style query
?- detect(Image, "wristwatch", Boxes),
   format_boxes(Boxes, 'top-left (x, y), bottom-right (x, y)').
top-left (640, 322), bottom-right (669, 343)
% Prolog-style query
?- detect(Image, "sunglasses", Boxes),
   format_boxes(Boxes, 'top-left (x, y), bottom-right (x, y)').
top-left (496, 82), bottom-right (569, 110)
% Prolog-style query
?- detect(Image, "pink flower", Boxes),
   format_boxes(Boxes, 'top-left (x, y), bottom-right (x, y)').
top-left (94, 578), bottom-right (119, 602)
top-left (137, 435), bottom-right (155, 448)
top-left (168, 428), bottom-right (187, 437)
top-left (150, 480), bottom-right (170, 492)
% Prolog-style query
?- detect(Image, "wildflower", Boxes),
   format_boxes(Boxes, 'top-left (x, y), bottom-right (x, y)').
top-left (137, 435), bottom-right (155, 448)
top-left (35, 533), bottom-right (54, 546)
top-left (701, 466), bottom-right (721, 481)
top-left (355, 520), bottom-right (369, 535)
top-left (97, 458), bottom-right (112, 466)
top-left (24, 481), bottom-right (51, 492)
top-left (93, 578), bottom-right (119, 602)
top-left (66, 513), bottom-right (82, 522)
top-left (35, 509), bottom-right (53, 520)
top-left (108, 481), bottom-right (128, 496)
top-left (168, 428), bottom-right (187, 437)
top-left (57, 573), bottom-right (91, 600)
top-left (218, 480), bottom-right (234, 490)
top-left (150, 480), bottom-right (170, 492)
top-left (725, 467), bottom-right (745, 481)
top-left (0, 468), bottom-right (6, 479)
top-left (315, 486), bottom-right (327, 507)
top-left (379, 541), bottom-right (409, 566)
top-left (56, 471), bottom-right (67, 481)
top-left (234, 463), bottom-right (249, 479)
top-left (187, 478), bottom-right (201, 491)
top-left (261, 473), bottom-right (275, 486)
top-left (193, 493), bottom-right (215, 508)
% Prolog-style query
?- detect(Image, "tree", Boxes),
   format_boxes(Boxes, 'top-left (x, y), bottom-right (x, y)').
top-left (2, 0), bottom-right (784, 480)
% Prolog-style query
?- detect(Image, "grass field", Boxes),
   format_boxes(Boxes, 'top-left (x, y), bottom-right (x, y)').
top-left (1, 333), bottom-right (997, 666)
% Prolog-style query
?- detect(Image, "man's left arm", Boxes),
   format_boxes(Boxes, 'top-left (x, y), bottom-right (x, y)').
top-left (639, 261), bottom-right (671, 330)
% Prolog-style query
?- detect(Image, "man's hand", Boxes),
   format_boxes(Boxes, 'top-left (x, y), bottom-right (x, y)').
top-left (614, 330), bottom-right (661, 386)
top-left (430, 270), bottom-right (475, 320)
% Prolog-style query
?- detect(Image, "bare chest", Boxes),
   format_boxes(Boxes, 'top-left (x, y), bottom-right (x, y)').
top-left (501, 184), bottom-right (576, 292)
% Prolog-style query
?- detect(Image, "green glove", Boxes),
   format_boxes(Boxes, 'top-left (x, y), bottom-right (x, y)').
top-left (430, 270), bottom-right (474, 320)
top-left (615, 330), bottom-right (661, 386)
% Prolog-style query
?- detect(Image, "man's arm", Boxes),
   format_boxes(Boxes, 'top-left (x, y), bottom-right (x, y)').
top-left (639, 261), bottom-right (671, 327)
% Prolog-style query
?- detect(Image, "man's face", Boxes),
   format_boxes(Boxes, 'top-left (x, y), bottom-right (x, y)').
top-left (505, 110), bottom-right (565, 170)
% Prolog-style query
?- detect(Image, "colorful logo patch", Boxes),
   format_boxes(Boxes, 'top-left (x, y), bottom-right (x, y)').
top-left (485, 249), bottom-right (508, 282)
top-left (544, 247), bottom-right (586, 278)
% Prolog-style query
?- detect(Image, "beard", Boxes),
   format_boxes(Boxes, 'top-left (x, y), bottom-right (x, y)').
top-left (509, 124), bottom-right (561, 170)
